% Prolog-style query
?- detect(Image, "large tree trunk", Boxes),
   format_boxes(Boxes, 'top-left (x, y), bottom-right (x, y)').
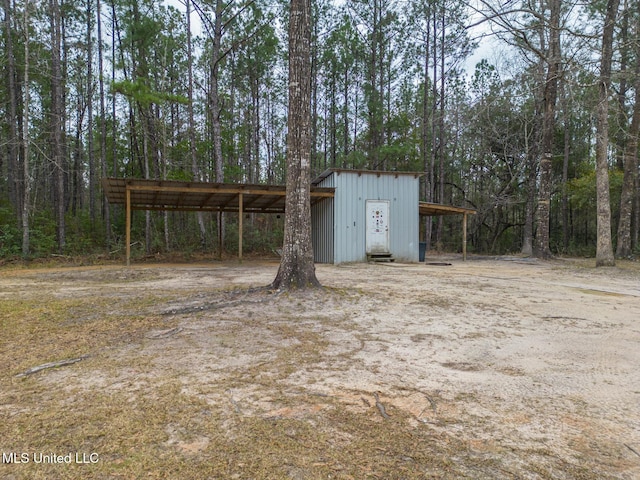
top-left (615, 10), bottom-right (640, 258)
top-left (3, 0), bottom-right (20, 215)
top-left (614, 0), bottom-right (629, 170)
top-left (365, 0), bottom-right (383, 168)
top-left (595, 0), bottom-right (619, 267)
top-left (521, 1), bottom-right (546, 257)
top-left (50, 0), bottom-right (66, 253)
top-left (86, 0), bottom-right (95, 225)
top-left (615, 100), bottom-right (640, 258)
top-left (560, 77), bottom-right (572, 254)
top-left (428, 7), bottom-right (439, 249)
top-left (21, 0), bottom-right (31, 257)
top-left (533, 0), bottom-right (560, 259)
top-left (436, 8), bottom-right (446, 246)
top-left (97, 0), bottom-right (110, 245)
top-left (421, 13), bottom-right (432, 254)
top-left (521, 123), bottom-right (537, 256)
top-left (271, 0), bottom-right (320, 290)
top-left (210, 0), bottom-right (223, 181)
top-left (186, 0), bottom-right (207, 249)
top-left (210, 0), bottom-right (225, 255)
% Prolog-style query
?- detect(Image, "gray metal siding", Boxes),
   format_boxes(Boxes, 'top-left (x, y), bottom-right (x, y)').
top-left (312, 197), bottom-right (334, 263)
top-left (312, 170), bottom-right (420, 264)
top-left (333, 174), bottom-right (364, 263)
top-left (312, 174), bottom-right (335, 263)
top-left (333, 171), bottom-right (419, 263)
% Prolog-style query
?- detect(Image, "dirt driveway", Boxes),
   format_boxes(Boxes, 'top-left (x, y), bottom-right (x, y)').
top-left (1, 256), bottom-right (639, 479)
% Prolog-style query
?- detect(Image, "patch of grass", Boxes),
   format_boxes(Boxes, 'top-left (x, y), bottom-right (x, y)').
top-left (575, 288), bottom-right (626, 297)
top-left (1, 265), bottom-right (630, 479)
top-left (2, 380), bottom-right (204, 479)
top-left (3, 285), bottom-right (468, 479)
top-left (0, 296), bottom-right (176, 377)
top-left (3, 355), bottom-right (477, 479)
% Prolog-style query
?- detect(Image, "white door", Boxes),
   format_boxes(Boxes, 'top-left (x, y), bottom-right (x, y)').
top-left (366, 200), bottom-right (390, 254)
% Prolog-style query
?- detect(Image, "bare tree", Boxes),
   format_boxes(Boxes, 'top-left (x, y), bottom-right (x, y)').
top-left (271, 0), bottom-right (320, 290)
top-left (474, 0), bottom-right (561, 258)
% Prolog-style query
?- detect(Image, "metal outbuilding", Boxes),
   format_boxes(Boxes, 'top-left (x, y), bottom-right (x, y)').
top-left (103, 171), bottom-right (475, 265)
top-left (312, 169), bottom-right (422, 264)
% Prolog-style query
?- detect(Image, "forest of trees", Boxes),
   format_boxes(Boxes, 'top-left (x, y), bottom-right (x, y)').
top-left (1, 0), bottom-right (639, 262)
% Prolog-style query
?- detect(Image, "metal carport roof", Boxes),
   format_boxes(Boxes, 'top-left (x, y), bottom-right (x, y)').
top-left (102, 177), bottom-right (334, 214)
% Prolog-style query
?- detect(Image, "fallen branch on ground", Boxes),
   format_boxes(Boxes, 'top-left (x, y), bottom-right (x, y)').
top-left (163, 287), bottom-right (281, 316)
top-left (226, 390), bottom-right (242, 414)
top-left (146, 327), bottom-right (183, 339)
top-left (373, 392), bottom-right (390, 419)
top-left (625, 443), bottom-right (640, 458)
top-left (15, 355), bottom-right (89, 378)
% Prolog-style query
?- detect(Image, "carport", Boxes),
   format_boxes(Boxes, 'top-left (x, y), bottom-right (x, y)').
top-left (419, 202), bottom-right (477, 261)
top-left (102, 176), bottom-right (475, 265)
top-left (102, 177), bottom-right (335, 266)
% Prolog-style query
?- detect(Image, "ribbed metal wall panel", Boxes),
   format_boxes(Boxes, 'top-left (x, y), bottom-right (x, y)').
top-left (334, 172), bottom-right (363, 263)
top-left (312, 197), bottom-right (334, 263)
top-left (333, 171), bottom-right (419, 264)
top-left (312, 170), bottom-right (420, 264)
top-left (312, 174), bottom-right (335, 264)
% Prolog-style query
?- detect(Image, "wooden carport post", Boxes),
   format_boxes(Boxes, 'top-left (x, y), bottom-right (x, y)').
top-left (238, 193), bottom-right (243, 261)
top-left (217, 212), bottom-right (223, 260)
top-left (126, 186), bottom-right (131, 267)
top-left (462, 213), bottom-right (468, 261)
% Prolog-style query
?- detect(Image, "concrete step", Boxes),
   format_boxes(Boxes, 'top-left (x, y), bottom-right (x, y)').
top-left (367, 253), bottom-right (395, 263)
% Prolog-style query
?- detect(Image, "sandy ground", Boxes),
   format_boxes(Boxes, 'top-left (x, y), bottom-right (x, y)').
top-left (1, 255), bottom-right (639, 478)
